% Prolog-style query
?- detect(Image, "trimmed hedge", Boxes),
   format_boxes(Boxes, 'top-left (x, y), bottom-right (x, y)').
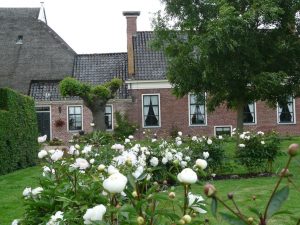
top-left (0, 88), bottom-right (39, 175)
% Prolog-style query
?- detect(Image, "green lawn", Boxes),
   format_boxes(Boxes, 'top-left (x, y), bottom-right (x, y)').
top-left (0, 137), bottom-right (299, 225)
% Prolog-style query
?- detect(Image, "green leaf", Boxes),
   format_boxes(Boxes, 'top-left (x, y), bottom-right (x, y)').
top-left (127, 174), bottom-right (136, 189)
top-left (248, 206), bottom-right (261, 217)
top-left (211, 197), bottom-right (217, 218)
top-left (266, 186), bottom-right (289, 219)
top-left (220, 212), bottom-right (247, 225)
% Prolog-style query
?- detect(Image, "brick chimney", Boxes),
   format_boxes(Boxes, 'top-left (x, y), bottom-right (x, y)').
top-left (123, 11), bottom-right (140, 77)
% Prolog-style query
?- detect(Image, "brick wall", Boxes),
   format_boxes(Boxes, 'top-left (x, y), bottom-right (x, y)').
top-left (37, 99), bottom-right (133, 143)
top-left (128, 88), bottom-right (300, 138)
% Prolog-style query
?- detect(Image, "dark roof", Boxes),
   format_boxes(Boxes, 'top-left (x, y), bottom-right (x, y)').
top-left (0, 8), bottom-right (40, 19)
top-left (29, 80), bottom-right (79, 101)
top-left (73, 53), bottom-right (129, 98)
top-left (133, 31), bottom-right (167, 80)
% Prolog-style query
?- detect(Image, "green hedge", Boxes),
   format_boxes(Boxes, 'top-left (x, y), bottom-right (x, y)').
top-left (0, 88), bottom-right (39, 175)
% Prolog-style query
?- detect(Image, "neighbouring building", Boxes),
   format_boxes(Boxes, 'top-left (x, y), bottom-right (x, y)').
top-left (1, 7), bottom-right (299, 143)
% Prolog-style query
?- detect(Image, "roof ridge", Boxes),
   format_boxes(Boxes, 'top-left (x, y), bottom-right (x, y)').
top-left (76, 52), bottom-right (127, 57)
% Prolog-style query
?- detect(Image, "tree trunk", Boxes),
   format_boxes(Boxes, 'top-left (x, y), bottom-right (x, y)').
top-left (236, 102), bottom-right (244, 134)
top-left (83, 98), bottom-right (107, 131)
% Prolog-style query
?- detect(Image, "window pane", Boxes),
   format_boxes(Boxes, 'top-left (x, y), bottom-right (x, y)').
top-left (105, 106), bottom-right (112, 113)
top-left (143, 96), bottom-right (150, 105)
top-left (215, 127), bottom-right (231, 136)
top-left (75, 107), bottom-right (81, 114)
top-left (243, 103), bottom-right (255, 123)
top-left (151, 96), bottom-right (158, 105)
top-left (190, 94), bottom-right (206, 125)
top-left (68, 106), bottom-right (82, 130)
top-left (69, 107), bottom-right (74, 114)
top-left (143, 95), bottom-right (159, 127)
top-left (278, 97), bottom-right (294, 123)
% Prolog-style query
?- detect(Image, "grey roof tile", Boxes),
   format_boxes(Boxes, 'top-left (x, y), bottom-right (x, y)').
top-left (29, 80), bottom-right (79, 101)
top-left (73, 53), bottom-right (129, 98)
top-left (133, 31), bottom-right (167, 80)
top-left (0, 8), bottom-right (40, 19)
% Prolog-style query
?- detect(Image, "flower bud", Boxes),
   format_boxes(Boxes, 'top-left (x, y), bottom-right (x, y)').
top-left (75, 144), bottom-right (80, 149)
top-left (279, 168), bottom-right (290, 177)
top-left (163, 180), bottom-right (168, 185)
top-left (288, 144), bottom-right (299, 157)
top-left (178, 219), bottom-right (186, 224)
top-left (183, 215), bottom-right (192, 224)
top-left (97, 164), bottom-right (105, 171)
top-left (227, 192), bottom-right (234, 200)
top-left (132, 191), bottom-right (138, 198)
top-left (173, 159), bottom-right (179, 166)
top-left (252, 195), bottom-right (256, 201)
top-left (125, 159), bottom-right (132, 166)
top-left (247, 217), bottom-right (254, 224)
top-left (204, 183), bottom-right (216, 197)
top-left (168, 192), bottom-right (176, 199)
top-left (137, 216), bottom-right (145, 225)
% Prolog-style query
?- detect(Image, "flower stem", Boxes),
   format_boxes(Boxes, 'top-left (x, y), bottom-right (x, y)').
top-left (183, 185), bottom-right (189, 215)
top-left (215, 196), bottom-right (249, 224)
top-left (263, 156), bottom-right (292, 221)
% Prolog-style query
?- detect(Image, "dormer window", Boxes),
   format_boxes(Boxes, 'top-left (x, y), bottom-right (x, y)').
top-left (16, 35), bottom-right (23, 45)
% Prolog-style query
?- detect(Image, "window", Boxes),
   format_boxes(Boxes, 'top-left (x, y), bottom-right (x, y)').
top-left (278, 96), bottom-right (295, 124)
top-left (16, 35), bottom-right (23, 45)
top-left (243, 102), bottom-right (256, 124)
top-left (105, 105), bottom-right (113, 130)
top-left (189, 94), bottom-right (206, 125)
top-left (143, 94), bottom-right (160, 127)
top-left (215, 126), bottom-right (232, 136)
top-left (68, 106), bottom-right (82, 131)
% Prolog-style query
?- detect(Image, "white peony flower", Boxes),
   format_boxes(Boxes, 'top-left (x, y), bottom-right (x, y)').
top-left (124, 138), bottom-right (130, 144)
top-left (207, 139), bottom-right (212, 145)
top-left (97, 164), bottom-right (105, 171)
top-left (195, 159), bottom-right (208, 170)
top-left (71, 158), bottom-right (90, 170)
top-left (185, 156), bottom-right (191, 162)
top-left (75, 144), bottom-right (80, 149)
top-left (38, 135), bottom-right (47, 143)
top-left (103, 173), bottom-right (128, 193)
top-left (11, 219), bottom-right (19, 225)
top-left (192, 136), bottom-right (198, 141)
top-left (177, 168), bottom-right (198, 184)
top-left (32, 187), bottom-right (43, 196)
top-left (23, 187), bottom-right (31, 198)
top-left (218, 135), bottom-right (223, 140)
top-left (111, 144), bottom-right (125, 151)
top-left (68, 146), bottom-right (79, 155)
top-left (132, 166), bottom-right (144, 179)
top-left (42, 166), bottom-right (55, 176)
top-left (188, 193), bottom-right (207, 214)
top-left (107, 165), bottom-right (119, 175)
top-left (46, 211), bottom-right (64, 225)
top-left (180, 161), bottom-right (187, 168)
top-left (165, 152), bottom-right (173, 161)
top-left (128, 135), bottom-right (134, 139)
top-left (82, 145), bottom-right (92, 154)
top-left (257, 131), bottom-right (264, 135)
top-left (238, 144), bottom-right (246, 148)
top-left (89, 158), bottom-right (95, 164)
top-left (151, 138), bottom-right (157, 142)
top-left (50, 150), bottom-right (64, 162)
top-left (203, 151), bottom-right (209, 159)
top-left (176, 140), bottom-right (182, 146)
top-left (38, 150), bottom-right (48, 159)
top-left (162, 157), bottom-right (168, 164)
top-left (178, 131), bottom-right (183, 136)
top-left (261, 141), bottom-right (265, 145)
top-left (83, 205), bottom-right (106, 224)
top-left (150, 157), bottom-right (159, 167)
top-left (239, 133), bottom-right (245, 139)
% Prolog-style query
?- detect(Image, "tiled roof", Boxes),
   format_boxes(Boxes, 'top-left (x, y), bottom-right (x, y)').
top-left (29, 80), bottom-right (79, 101)
top-left (133, 31), bottom-right (167, 80)
top-left (0, 8), bottom-right (40, 19)
top-left (73, 53), bottom-right (129, 98)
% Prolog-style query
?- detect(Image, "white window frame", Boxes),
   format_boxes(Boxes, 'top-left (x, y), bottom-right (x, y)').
top-left (35, 105), bottom-right (52, 140)
top-left (243, 102), bottom-right (257, 125)
top-left (188, 93), bottom-right (207, 126)
top-left (214, 125), bottom-right (233, 136)
top-left (67, 105), bottom-right (83, 132)
top-left (142, 93), bottom-right (161, 128)
top-left (277, 97), bottom-right (296, 125)
top-left (105, 104), bottom-right (114, 131)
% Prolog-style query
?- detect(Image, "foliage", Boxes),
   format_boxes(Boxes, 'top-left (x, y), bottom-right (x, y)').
top-left (48, 138), bottom-right (64, 146)
top-left (235, 131), bottom-right (281, 172)
top-left (113, 111), bottom-right (137, 140)
top-left (77, 131), bottom-right (114, 146)
top-left (0, 88), bottom-right (39, 175)
top-left (59, 77), bottom-right (122, 131)
top-left (205, 143), bottom-right (299, 225)
top-left (153, 0), bottom-right (300, 131)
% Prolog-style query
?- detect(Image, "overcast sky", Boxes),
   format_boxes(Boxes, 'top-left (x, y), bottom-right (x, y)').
top-left (0, 0), bottom-right (164, 53)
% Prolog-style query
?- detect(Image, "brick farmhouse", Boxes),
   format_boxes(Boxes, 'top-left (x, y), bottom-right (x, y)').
top-left (0, 7), bottom-right (299, 142)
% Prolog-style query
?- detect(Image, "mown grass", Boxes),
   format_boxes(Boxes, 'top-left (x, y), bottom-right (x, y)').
top-left (0, 137), bottom-right (299, 225)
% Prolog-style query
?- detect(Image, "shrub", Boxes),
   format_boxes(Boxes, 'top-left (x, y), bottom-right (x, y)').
top-left (0, 88), bottom-right (39, 175)
top-left (235, 131), bottom-right (280, 172)
top-left (113, 111), bottom-right (137, 140)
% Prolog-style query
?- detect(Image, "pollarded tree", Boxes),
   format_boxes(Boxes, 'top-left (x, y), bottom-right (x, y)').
top-left (153, 0), bottom-right (300, 132)
top-left (60, 77), bottom-right (122, 131)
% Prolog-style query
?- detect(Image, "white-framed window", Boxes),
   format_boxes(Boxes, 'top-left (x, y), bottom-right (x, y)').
top-left (189, 93), bottom-right (207, 126)
top-left (68, 106), bottom-right (83, 131)
top-left (277, 96), bottom-right (296, 124)
top-left (243, 102), bottom-right (256, 124)
top-left (214, 126), bottom-right (232, 136)
top-left (142, 94), bottom-right (160, 128)
top-left (105, 105), bottom-right (113, 130)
